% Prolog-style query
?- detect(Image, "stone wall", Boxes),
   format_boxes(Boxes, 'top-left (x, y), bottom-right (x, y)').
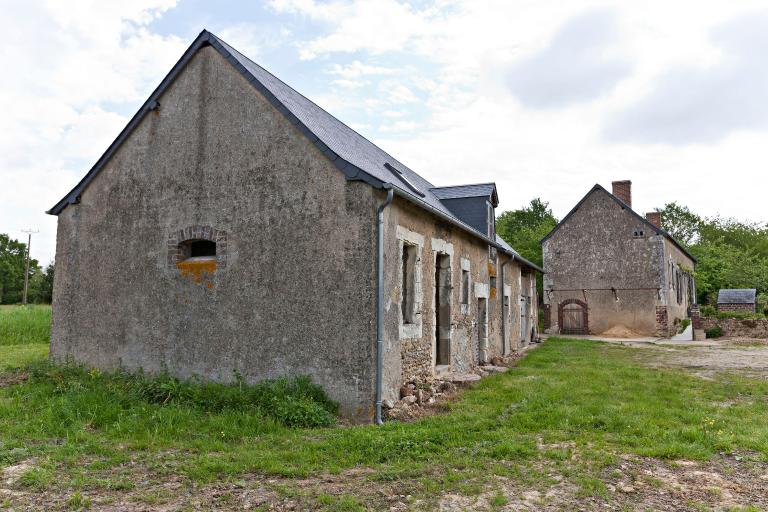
top-left (700, 317), bottom-right (768, 338)
top-left (542, 187), bottom-right (694, 337)
top-left (542, 188), bottom-right (662, 335)
top-left (379, 194), bottom-right (535, 405)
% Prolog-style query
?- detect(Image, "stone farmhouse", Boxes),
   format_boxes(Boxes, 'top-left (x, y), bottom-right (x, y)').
top-left (541, 181), bottom-right (695, 337)
top-left (717, 289), bottom-right (757, 313)
top-left (46, 30), bottom-right (541, 423)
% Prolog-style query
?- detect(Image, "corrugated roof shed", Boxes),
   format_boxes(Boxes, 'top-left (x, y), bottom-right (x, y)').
top-left (717, 289), bottom-right (756, 304)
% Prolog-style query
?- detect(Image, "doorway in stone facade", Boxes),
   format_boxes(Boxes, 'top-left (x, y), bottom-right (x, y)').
top-left (477, 297), bottom-right (488, 363)
top-left (435, 253), bottom-right (452, 366)
top-left (559, 299), bottom-right (588, 334)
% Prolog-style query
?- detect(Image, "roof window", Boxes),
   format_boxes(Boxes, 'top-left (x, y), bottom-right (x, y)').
top-left (384, 162), bottom-right (425, 197)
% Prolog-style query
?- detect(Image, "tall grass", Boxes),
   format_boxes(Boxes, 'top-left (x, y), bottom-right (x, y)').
top-left (23, 362), bottom-right (338, 428)
top-left (0, 305), bottom-right (51, 345)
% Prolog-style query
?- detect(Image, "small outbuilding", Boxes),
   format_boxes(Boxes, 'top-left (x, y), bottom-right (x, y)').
top-left (717, 289), bottom-right (757, 313)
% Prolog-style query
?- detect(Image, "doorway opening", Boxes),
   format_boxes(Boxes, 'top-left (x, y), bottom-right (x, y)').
top-left (477, 297), bottom-right (488, 363)
top-left (558, 299), bottom-right (588, 334)
top-left (435, 253), bottom-right (452, 366)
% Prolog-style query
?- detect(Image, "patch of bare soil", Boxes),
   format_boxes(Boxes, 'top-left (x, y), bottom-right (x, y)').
top-left (3, 452), bottom-right (767, 511)
top-left (600, 324), bottom-right (643, 339)
top-left (435, 454), bottom-right (768, 511)
top-left (637, 341), bottom-right (768, 379)
top-left (0, 371), bottom-right (28, 388)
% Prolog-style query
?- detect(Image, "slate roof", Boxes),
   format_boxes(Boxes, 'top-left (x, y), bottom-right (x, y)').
top-left (46, 30), bottom-right (541, 272)
top-left (717, 289), bottom-right (756, 304)
top-left (540, 184), bottom-right (696, 263)
top-left (430, 183), bottom-right (498, 206)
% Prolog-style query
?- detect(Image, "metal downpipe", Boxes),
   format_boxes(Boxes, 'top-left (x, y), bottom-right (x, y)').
top-left (375, 184), bottom-right (394, 425)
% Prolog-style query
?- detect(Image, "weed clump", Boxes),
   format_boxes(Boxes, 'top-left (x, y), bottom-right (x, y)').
top-left (705, 326), bottom-right (723, 339)
top-left (28, 363), bottom-right (338, 428)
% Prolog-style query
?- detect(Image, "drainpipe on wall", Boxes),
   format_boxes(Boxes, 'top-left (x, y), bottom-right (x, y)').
top-left (375, 183), bottom-right (394, 425)
top-left (500, 259), bottom-right (510, 356)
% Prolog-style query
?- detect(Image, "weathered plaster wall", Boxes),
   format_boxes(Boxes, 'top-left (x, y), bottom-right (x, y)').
top-left (51, 47), bottom-right (378, 420)
top-left (662, 238), bottom-right (696, 334)
top-left (542, 189), bottom-right (662, 335)
top-left (378, 195), bottom-right (524, 404)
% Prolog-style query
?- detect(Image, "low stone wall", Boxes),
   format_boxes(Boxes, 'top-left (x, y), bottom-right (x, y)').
top-left (700, 317), bottom-right (768, 338)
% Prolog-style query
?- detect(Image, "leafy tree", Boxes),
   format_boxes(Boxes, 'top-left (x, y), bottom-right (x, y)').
top-left (28, 262), bottom-right (54, 304)
top-left (496, 198), bottom-right (559, 298)
top-left (657, 206), bottom-right (768, 306)
top-left (0, 233), bottom-right (41, 304)
top-left (656, 202), bottom-right (701, 246)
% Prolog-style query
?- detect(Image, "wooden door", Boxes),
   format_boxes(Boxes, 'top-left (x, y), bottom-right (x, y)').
top-left (561, 303), bottom-right (585, 334)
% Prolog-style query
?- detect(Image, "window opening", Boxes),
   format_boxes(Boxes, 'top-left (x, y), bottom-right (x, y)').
top-left (461, 269), bottom-right (470, 305)
top-left (401, 244), bottom-right (418, 324)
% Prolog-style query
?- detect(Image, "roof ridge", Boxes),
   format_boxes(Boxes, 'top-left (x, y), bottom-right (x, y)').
top-left (430, 182), bottom-right (497, 189)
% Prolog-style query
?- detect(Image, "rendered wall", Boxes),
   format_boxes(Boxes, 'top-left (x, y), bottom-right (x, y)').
top-left (51, 47), bottom-right (377, 420)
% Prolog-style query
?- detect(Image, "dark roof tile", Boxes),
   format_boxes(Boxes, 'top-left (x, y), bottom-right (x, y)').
top-left (717, 289), bottom-right (756, 304)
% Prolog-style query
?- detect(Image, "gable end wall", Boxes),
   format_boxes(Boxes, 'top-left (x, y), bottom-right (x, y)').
top-left (50, 46), bottom-right (377, 420)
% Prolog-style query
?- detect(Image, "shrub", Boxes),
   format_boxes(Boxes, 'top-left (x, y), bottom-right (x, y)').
top-left (28, 363), bottom-right (338, 428)
top-left (705, 326), bottom-right (723, 339)
top-left (699, 305), bottom-right (765, 320)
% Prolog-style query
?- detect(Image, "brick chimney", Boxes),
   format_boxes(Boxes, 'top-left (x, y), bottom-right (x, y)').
top-left (611, 180), bottom-right (632, 208)
top-left (646, 211), bottom-right (662, 228)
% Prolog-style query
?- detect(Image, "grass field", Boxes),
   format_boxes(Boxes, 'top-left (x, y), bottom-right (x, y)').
top-left (0, 304), bottom-right (51, 346)
top-left (1, 305), bottom-right (767, 510)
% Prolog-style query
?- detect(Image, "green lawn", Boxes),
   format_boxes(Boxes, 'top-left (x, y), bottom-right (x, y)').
top-left (0, 304), bottom-right (51, 345)
top-left (1, 305), bottom-right (767, 510)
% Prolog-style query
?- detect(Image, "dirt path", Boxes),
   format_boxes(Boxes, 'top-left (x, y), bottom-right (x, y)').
top-left (629, 339), bottom-right (768, 379)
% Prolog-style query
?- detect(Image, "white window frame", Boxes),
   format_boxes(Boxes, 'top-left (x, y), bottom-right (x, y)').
top-left (397, 226), bottom-right (424, 339)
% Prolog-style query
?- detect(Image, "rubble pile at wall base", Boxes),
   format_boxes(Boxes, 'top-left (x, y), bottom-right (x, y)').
top-left (383, 351), bottom-right (529, 421)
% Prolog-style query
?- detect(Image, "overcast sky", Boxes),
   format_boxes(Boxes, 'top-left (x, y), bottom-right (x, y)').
top-left (3, 0), bottom-right (768, 264)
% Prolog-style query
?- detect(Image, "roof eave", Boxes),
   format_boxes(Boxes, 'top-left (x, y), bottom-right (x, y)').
top-left (390, 187), bottom-right (543, 273)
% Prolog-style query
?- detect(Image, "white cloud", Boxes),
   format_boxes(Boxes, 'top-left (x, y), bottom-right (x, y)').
top-left (0, 1), bottom-right (186, 264)
top-left (380, 121), bottom-right (418, 133)
top-left (331, 79), bottom-right (368, 89)
top-left (382, 82), bottom-right (418, 104)
top-left (507, 9), bottom-right (631, 108)
top-left (8, 0), bottom-right (768, 267)
top-left (276, 0), bottom-right (768, 227)
top-left (327, 60), bottom-right (398, 79)
top-left (606, 11), bottom-right (768, 144)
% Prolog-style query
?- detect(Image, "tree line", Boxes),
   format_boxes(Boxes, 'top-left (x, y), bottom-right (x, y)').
top-left (0, 233), bottom-right (53, 304)
top-left (496, 199), bottom-right (768, 310)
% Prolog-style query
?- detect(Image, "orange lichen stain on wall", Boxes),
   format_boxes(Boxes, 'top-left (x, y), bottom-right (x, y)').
top-left (176, 258), bottom-right (216, 287)
top-left (488, 261), bottom-right (497, 299)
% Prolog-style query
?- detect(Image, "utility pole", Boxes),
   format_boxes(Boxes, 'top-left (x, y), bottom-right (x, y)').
top-left (21, 229), bottom-right (38, 306)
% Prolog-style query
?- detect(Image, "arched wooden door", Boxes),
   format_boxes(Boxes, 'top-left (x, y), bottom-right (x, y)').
top-left (559, 300), bottom-right (588, 334)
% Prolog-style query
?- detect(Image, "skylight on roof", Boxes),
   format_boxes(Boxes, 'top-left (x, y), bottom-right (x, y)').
top-left (384, 162), bottom-right (425, 197)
